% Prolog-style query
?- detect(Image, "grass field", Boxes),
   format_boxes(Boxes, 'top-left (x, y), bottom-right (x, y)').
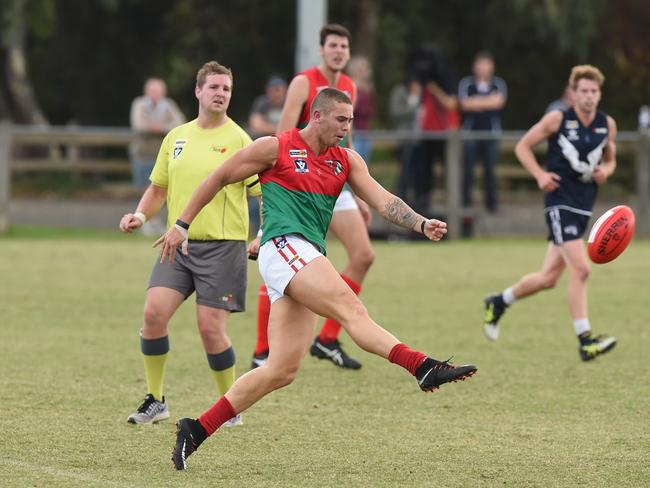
top-left (1, 230), bottom-right (649, 487)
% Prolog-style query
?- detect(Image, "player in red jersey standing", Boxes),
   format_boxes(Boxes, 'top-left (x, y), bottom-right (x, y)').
top-left (156, 88), bottom-right (477, 471)
top-left (250, 24), bottom-right (373, 370)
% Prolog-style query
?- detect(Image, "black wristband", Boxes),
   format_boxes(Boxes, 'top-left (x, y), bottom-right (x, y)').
top-left (420, 220), bottom-right (426, 234)
top-left (175, 218), bottom-right (190, 230)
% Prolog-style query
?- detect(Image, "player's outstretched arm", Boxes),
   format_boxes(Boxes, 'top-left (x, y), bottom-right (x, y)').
top-left (154, 137), bottom-right (278, 263)
top-left (346, 149), bottom-right (447, 241)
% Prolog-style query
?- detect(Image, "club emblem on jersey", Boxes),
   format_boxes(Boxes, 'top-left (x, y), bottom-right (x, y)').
top-left (565, 120), bottom-right (579, 130)
top-left (211, 145), bottom-right (228, 153)
top-left (293, 159), bottom-right (309, 173)
top-left (173, 140), bottom-right (187, 159)
top-left (567, 129), bottom-right (579, 141)
top-left (289, 149), bottom-right (307, 158)
top-left (325, 159), bottom-right (343, 176)
top-left (594, 127), bottom-right (608, 134)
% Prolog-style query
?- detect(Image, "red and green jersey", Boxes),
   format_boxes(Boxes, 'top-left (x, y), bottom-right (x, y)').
top-left (259, 129), bottom-right (350, 254)
top-left (297, 66), bottom-right (356, 133)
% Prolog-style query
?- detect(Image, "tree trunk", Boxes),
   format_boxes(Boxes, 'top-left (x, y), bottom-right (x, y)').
top-left (0, 0), bottom-right (48, 125)
top-left (354, 0), bottom-right (379, 64)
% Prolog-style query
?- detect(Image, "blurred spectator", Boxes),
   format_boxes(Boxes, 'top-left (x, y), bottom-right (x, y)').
top-left (545, 85), bottom-right (575, 113)
top-left (347, 56), bottom-right (375, 163)
top-left (390, 79), bottom-right (420, 201)
top-left (406, 44), bottom-right (460, 214)
top-left (130, 78), bottom-right (185, 188)
top-left (459, 51), bottom-right (507, 213)
top-left (248, 75), bottom-right (287, 138)
top-left (639, 105), bottom-right (650, 131)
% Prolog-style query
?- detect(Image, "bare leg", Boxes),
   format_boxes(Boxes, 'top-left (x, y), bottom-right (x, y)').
top-left (224, 297), bottom-right (317, 412)
top-left (142, 286), bottom-right (185, 338)
top-left (556, 239), bottom-right (590, 320)
top-left (329, 209), bottom-right (374, 284)
top-left (287, 257), bottom-right (400, 358)
top-left (196, 306), bottom-right (231, 353)
top-left (511, 242), bottom-right (566, 299)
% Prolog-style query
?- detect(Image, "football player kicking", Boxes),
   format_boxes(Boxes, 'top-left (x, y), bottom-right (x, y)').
top-left (483, 65), bottom-right (618, 361)
top-left (156, 88), bottom-right (477, 470)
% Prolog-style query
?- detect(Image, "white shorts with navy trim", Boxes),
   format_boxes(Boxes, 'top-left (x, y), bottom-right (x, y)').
top-left (258, 234), bottom-right (323, 303)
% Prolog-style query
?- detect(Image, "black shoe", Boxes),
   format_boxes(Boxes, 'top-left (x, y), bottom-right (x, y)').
top-left (171, 418), bottom-right (206, 471)
top-left (483, 294), bottom-right (507, 341)
top-left (579, 334), bottom-right (617, 361)
top-left (415, 357), bottom-right (477, 391)
top-left (310, 338), bottom-right (362, 369)
top-left (251, 350), bottom-right (269, 370)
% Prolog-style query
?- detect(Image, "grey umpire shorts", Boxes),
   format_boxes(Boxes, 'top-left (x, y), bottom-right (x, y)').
top-left (148, 240), bottom-right (247, 312)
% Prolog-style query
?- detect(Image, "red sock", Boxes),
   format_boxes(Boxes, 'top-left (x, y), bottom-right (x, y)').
top-left (388, 343), bottom-right (427, 376)
top-left (255, 284), bottom-right (271, 355)
top-left (318, 274), bottom-right (361, 343)
top-left (198, 396), bottom-right (236, 436)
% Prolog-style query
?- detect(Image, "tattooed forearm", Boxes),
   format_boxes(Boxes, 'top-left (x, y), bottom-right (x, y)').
top-left (383, 197), bottom-right (421, 230)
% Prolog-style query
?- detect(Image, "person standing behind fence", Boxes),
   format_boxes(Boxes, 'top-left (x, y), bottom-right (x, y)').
top-left (119, 61), bottom-right (261, 427)
top-left (390, 78), bottom-right (421, 202)
top-left (248, 75), bottom-right (287, 138)
top-left (348, 56), bottom-right (375, 163)
top-left (458, 52), bottom-right (507, 213)
top-left (130, 78), bottom-right (185, 188)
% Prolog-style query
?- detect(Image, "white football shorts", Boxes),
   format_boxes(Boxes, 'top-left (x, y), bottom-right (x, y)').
top-left (258, 234), bottom-right (323, 303)
top-left (333, 189), bottom-right (358, 212)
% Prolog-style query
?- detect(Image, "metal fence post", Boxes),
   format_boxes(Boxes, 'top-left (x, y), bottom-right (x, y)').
top-left (636, 129), bottom-right (650, 237)
top-left (0, 121), bottom-right (11, 233)
top-left (445, 131), bottom-right (462, 239)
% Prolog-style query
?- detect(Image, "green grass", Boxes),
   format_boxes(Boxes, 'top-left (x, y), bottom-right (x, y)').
top-left (1, 234), bottom-right (649, 487)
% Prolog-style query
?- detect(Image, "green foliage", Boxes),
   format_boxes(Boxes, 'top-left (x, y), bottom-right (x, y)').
top-left (1, 237), bottom-right (649, 486)
top-left (9, 0), bottom-right (650, 129)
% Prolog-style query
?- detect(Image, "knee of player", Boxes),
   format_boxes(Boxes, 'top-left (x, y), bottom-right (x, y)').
top-left (268, 363), bottom-right (299, 388)
top-left (339, 297), bottom-right (369, 325)
top-left (143, 303), bottom-right (168, 329)
top-left (350, 247), bottom-right (375, 272)
top-left (573, 265), bottom-right (590, 283)
top-left (540, 273), bottom-right (560, 290)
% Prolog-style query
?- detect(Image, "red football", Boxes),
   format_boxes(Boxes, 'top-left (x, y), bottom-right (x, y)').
top-left (587, 205), bottom-right (635, 264)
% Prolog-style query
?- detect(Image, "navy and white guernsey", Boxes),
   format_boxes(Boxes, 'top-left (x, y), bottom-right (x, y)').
top-left (545, 107), bottom-right (609, 215)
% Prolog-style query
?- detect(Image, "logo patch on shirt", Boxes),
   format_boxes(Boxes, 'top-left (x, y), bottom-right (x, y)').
top-left (273, 236), bottom-right (287, 249)
top-left (593, 127), bottom-right (608, 134)
top-left (564, 225), bottom-right (578, 236)
top-left (293, 159), bottom-right (309, 173)
top-left (325, 159), bottom-right (343, 176)
top-left (289, 149), bottom-right (307, 158)
top-left (565, 120), bottom-right (579, 130)
top-left (211, 145), bottom-right (228, 153)
top-left (173, 140), bottom-right (187, 159)
top-left (567, 129), bottom-right (579, 141)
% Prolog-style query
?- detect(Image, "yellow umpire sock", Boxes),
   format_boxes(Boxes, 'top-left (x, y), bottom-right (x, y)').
top-left (140, 334), bottom-right (169, 401)
top-left (207, 347), bottom-right (236, 396)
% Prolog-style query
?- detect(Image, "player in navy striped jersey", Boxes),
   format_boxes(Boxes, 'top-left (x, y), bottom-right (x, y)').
top-left (483, 65), bottom-right (618, 361)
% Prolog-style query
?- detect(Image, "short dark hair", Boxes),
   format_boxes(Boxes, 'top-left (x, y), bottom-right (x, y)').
top-left (319, 23), bottom-right (351, 46)
top-left (474, 50), bottom-right (494, 62)
top-left (311, 88), bottom-right (352, 115)
top-left (196, 61), bottom-right (233, 88)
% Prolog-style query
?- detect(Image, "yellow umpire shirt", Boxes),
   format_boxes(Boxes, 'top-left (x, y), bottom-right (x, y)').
top-left (150, 118), bottom-right (262, 241)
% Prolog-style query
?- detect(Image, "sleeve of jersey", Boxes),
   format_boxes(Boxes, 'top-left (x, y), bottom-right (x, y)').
top-left (149, 131), bottom-right (171, 187)
top-left (244, 175), bottom-right (262, 197)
